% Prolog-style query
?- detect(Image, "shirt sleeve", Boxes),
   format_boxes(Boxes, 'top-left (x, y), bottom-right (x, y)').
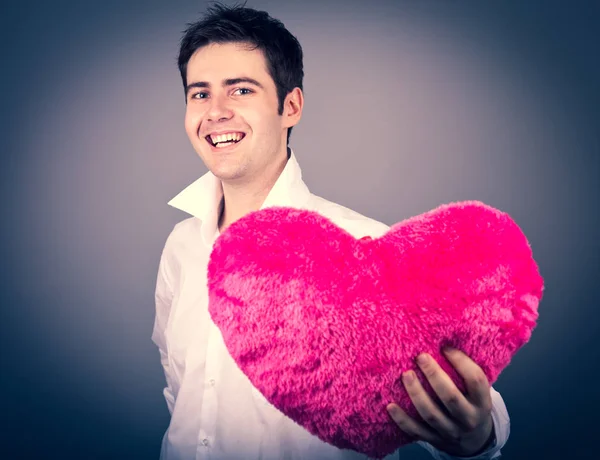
top-left (417, 386), bottom-right (510, 460)
top-left (151, 236), bottom-right (177, 416)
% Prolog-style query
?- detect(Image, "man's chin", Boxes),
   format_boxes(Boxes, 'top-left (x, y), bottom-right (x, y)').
top-left (208, 162), bottom-right (246, 183)
top-left (198, 150), bottom-right (238, 174)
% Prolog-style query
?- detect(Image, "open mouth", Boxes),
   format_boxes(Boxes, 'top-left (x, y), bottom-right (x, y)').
top-left (205, 132), bottom-right (246, 149)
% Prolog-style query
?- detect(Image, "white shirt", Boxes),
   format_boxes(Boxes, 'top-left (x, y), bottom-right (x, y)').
top-left (153, 151), bottom-right (510, 460)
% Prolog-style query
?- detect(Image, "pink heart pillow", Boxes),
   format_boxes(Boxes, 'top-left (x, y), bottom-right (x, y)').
top-left (207, 201), bottom-right (543, 458)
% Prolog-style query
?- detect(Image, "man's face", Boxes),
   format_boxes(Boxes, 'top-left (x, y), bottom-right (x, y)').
top-left (184, 42), bottom-right (295, 184)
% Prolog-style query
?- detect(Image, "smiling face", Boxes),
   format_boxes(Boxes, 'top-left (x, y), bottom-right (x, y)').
top-left (184, 42), bottom-right (302, 185)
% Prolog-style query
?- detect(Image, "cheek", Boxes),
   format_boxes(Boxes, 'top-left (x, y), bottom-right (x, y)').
top-left (246, 109), bottom-right (278, 138)
top-left (184, 105), bottom-right (204, 138)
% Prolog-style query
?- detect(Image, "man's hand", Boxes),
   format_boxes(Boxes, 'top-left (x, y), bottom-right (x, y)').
top-left (386, 348), bottom-right (494, 457)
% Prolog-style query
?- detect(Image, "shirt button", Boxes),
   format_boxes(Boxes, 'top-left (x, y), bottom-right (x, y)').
top-left (209, 379), bottom-right (215, 386)
top-left (202, 438), bottom-right (209, 446)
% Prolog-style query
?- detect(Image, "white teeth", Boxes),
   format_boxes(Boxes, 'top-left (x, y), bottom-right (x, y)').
top-left (210, 132), bottom-right (243, 144)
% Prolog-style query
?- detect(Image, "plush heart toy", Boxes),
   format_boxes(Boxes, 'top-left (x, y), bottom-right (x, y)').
top-left (207, 201), bottom-right (543, 458)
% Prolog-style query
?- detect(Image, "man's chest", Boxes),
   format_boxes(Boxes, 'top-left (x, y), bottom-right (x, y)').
top-left (164, 246), bottom-right (215, 383)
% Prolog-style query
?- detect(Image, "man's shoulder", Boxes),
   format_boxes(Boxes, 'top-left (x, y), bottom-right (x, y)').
top-left (161, 216), bottom-right (202, 258)
top-left (166, 215), bottom-right (199, 240)
top-left (305, 193), bottom-right (390, 238)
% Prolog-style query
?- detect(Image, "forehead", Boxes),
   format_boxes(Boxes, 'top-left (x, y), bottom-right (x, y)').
top-left (187, 42), bottom-right (271, 83)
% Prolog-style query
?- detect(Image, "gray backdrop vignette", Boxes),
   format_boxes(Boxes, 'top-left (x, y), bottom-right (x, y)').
top-left (1, 1), bottom-right (598, 459)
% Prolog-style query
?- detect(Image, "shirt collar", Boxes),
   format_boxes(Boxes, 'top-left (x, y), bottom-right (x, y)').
top-left (167, 148), bottom-right (311, 225)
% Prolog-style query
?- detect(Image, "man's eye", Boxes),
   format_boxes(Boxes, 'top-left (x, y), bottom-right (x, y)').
top-left (234, 88), bottom-right (253, 96)
top-left (192, 92), bottom-right (209, 99)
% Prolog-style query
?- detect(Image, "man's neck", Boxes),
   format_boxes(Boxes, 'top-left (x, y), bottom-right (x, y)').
top-left (218, 152), bottom-right (288, 233)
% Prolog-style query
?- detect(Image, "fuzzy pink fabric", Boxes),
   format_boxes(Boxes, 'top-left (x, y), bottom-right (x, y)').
top-left (207, 201), bottom-right (543, 458)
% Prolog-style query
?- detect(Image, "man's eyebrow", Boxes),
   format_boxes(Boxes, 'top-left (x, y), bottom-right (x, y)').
top-left (186, 81), bottom-right (210, 94)
top-left (223, 77), bottom-right (264, 89)
top-left (185, 77), bottom-right (264, 95)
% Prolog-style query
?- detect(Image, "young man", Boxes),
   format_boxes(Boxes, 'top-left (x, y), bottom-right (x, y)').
top-left (153, 4), bottom-right (510, 459)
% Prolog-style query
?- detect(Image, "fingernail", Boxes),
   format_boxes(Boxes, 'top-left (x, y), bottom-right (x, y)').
top-left (403, 371), bottom-right (414, 383)
top-left (417, 354), bottom-right (429, 366)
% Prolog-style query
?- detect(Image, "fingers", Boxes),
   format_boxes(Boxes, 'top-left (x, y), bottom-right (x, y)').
top-left (386, 403), bottom-right (443, 446)
top-left (387, 349), bottom-right (494, 450)
top-left (401, 369), bottom-right (463, 442)
top-left (442, 348), bottom-right (492, 413)
top-left (415, 352), bottom-right (475, 425)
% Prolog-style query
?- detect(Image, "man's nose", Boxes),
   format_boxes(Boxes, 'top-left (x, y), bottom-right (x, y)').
top-left (207, 95), bottom-right (234, 122)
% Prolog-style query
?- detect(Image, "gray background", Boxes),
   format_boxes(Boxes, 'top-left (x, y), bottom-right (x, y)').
top-left (1, 0), bottom-right (598, 459)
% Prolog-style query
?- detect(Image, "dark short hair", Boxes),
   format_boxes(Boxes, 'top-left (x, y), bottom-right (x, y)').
top-left (178, 2), bottom-right (304, 145)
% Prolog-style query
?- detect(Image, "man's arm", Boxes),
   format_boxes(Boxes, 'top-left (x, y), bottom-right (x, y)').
top-left (151, 242), bottom-right (177, 416)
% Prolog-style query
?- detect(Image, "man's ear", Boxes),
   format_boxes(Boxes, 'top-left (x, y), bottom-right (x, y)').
top-left (282, 87), bottom-right (304, 129)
